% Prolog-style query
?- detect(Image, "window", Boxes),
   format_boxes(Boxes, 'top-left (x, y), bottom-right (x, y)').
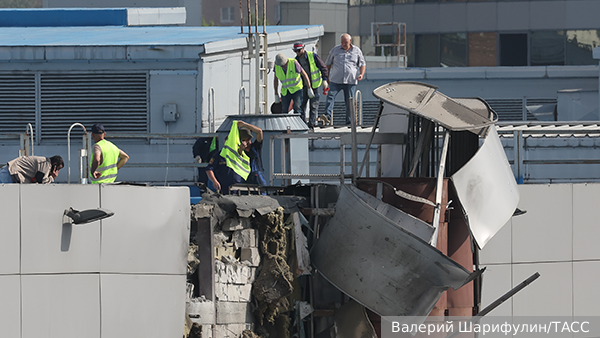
top-left (440, 33), bottom-right (466, 67)
top-left (468, 32), bottom-right (497, 66)
top-left (415, 34), bottom-right (440, 67)
top-left (530, 31), bottom-right (565, 66)
top-left (273, 4), bottom-right (280, 23)
top-left (566, 30), bottom-right (600, 65)
top-left (500, 33), bottom-right (527, 66)
top-left (220, 7), bottom-right (235, 23)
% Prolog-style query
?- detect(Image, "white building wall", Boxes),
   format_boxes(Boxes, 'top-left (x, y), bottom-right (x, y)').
top-left (480, 183), bottom-right (600, 316)
top-left (0, 184), bottom-right (190, 338)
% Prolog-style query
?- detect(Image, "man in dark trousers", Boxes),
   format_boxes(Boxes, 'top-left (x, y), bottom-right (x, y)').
top-left (293, 41), bottom-right (329, 129)
top-left (205, 120), bottom-right (265, 194)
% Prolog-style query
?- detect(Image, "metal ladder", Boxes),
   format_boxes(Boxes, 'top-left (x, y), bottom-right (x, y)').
top-left (246, 0), bottom-right (268, 115)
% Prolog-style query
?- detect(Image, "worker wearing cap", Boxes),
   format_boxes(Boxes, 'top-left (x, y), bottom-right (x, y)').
top-left (273, 53), bottom-right (313, 118)
top-left (89, 123), bottom-right (129, 184)
top-left (293, 42), bottom-right (329, 129)
top-left (206, 120), bottom-right (264, 194)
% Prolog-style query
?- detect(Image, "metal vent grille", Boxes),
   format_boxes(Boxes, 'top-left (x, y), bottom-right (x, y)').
top-left (0, 73), bottom-right (36, 134)
top-left (485, 98), bottom-right (525, 121)
top-left (40, 72), bottom-right (148, 140)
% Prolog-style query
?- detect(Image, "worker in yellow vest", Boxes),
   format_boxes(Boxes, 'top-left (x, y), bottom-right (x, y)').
top-left (293, 42), bottom-right (329, 130)
top-left (90, 123), bottom-right (129, 184)
top-left (273, 53), bottom-right (313, 119)
top-left (206, 120), bottom-right (263, 194)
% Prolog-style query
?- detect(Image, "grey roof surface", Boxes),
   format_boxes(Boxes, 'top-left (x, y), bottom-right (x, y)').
top-left (497, 122), bottom-right (600, 138)
top-left (217, 114), bottom-right (310, 133)
top-left (0, 25), bottom-right (321, 47)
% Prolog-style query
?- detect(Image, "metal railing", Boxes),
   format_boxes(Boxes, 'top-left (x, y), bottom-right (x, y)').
top-left (269, 131), bottom-right (406, 186)
top-left (496, 122), bottom-right (600, 183)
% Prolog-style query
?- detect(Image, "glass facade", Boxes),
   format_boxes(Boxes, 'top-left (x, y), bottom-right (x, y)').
top-left (349, 1), bottom-right (600, 67)
top-left (530, 31), bottom-right (565, 66)
top-left (566, 30), bottom-right (600, 65)
top-left (468, 32), bottom-right (496, 66)
top-left (440, 33), bottom-right (467, 67)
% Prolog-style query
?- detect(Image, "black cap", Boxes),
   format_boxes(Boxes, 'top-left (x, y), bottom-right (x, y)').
top-left (91, 123), bottom-right (106, 134)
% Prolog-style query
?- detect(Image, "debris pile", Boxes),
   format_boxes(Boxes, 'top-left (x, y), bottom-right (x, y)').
top-left (185, 192), bottom-right (307, 338)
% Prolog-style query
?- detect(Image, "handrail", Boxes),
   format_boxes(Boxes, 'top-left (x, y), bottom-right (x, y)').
top-left (268, 131), bottom-right (406, 186)
top-left (67, 123), bottom-right (88, 184)
top-left (26, 123), bottom-right (34, 156)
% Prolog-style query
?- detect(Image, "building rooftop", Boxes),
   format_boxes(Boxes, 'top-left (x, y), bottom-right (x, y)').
top-left (0, 25), bottom-right (322, 47)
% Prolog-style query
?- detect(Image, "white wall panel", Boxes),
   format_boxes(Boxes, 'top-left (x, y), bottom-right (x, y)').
top-left (512, 184), bottom-right (572, 263)
top-left (101, 274), bottom-right (186, 338)
top-left (0, 185), bottom-right (20, 274)
top-left (573, 183), bottom-right (600, 260)
top-left (480, 264), bottom-right (512, 316)
top-left (573, 261), bottom-right (600, 316)
top-left (100, 185), bottom-right (189, 274)
top-left (512, 262), bottom-right (572, 316)
top-left (0, 275), bottom-right (21, 338)
top-left (479, 218), bottom-right (511, 265)
top-left (22, 274), bottom-right (100, 338)
top-left (20, 184), bottom-right (101, 274)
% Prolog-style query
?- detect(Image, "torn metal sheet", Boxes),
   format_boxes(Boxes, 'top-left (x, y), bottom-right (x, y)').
top-left (451, 125), bottom-right (519, 248)
top-left (350, 185), bottom-right (434, 242)
top-left (312, 185), bottom-right (482, 317)
top-left (372, 81), bottom-right (496, 132)
top-left (333, 300), bottom-right (377, 338)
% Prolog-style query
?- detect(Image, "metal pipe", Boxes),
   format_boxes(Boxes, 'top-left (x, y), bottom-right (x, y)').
top-left (247, 0), bottom-right (251, 37)
top-left (269, 134), bottom-right (275, 186)
top-left (358, 101), bottom-right (383, 178)
top-left (67, 123), bottom-right (88, 184)
top-left (239, 0), bottom-right (243, 34)
top-left (430, 129), bottom-right (450, 247)
top-left (208, 87), bottom-right (215, 132)
top-left (478, 272), bottom-right (541, 317)
top-left (349, 97), bottom-right (358, 185)
top-left (262, 0), bottom-right (266, 33)
top-left (239, 87), bottom-right (247, 115)
top-left (355, 90), bottom-right (363, 125)
top-left (26, 123), bottom-right (34, 156)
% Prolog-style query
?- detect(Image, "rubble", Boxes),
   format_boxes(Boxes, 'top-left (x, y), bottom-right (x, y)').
top-left (187, 194), bottom-right (307, 338)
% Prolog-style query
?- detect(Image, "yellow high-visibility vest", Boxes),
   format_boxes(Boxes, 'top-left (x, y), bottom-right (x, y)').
top-left (219, 121), bottom-right (250, 180)
top-left (306, 51), bottom-right (322, 89)
top-left (90, 139), bottom-right (120, 184)
top-left (275, 58), bottom-right (303, 96)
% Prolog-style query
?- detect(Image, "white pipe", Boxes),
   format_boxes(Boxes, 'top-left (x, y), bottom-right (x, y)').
top-left (67, 123), bottom-right (88, 184)
top-left (26, 123), bottom-right (34, 156)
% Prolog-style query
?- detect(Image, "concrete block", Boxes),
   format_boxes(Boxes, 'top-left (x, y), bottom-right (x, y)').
top-left (240, 248), bottom-right (261, 267)
top-left (192, 203), bottom-right (213, 219)
top-left (222, 217), bottom-right (252, 231)
top-left (215, 260), bottom-right (256, 285)
top-left (215, 244), bottom-right (236, 260)
top-left (186, 299), bottom-right (215, 325)
top-left (214, 324), bottom-right (253, 338)
top-left (215, 283), bottom-right (253, 302)
top-left (216, 302), bottom-right (253, 324)
top-left (238, 284), bottom-right (252, 302)
top-left (232, 229), bottom-right (258, 249)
